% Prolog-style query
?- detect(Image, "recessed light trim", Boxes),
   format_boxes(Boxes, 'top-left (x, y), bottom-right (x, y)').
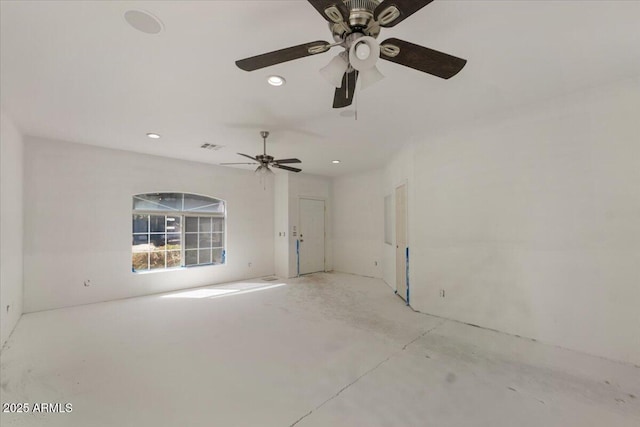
top-left (146, 133), bottom-right (161, 139)
top-left (267, 75), bottom-right (286, 86)
top-left (332, 160), bottom-right (341, 164)
top-left (124, 10), bottom-right (164, 34)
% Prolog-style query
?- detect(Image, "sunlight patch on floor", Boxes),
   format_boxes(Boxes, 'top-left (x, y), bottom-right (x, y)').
top-left (160, 282), bottom-right (287, 299)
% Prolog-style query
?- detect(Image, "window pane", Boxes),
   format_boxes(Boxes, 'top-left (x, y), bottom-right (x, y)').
top-left (185, 249), bottom-right (198, 266)
top-left (199, 217), bottom-right (212, 233)
top-left (199, 249), bottom-right (212, 264)
top-left (149, 251), bottom-right (166, 269)
top-left (132, 234), bottom-right (149, 252)
top-left (190, 203), bottom-right (224, 213)
top-left (212, 248), bottom-right (224, 264)
top-left (133, 193), bottom-right (182, 211)
top-left (150, 215), bottom-right (165, 233)
top-left (183, 194), bottom-right (223, 213)
top-left (212, 218), bottom-right (224, 232)
top-left (166, 250), bottom-right (181, 268)
top-left (211, 232), bottom-right (223, 247)
top-left (149, 234), bottom-right (166, 249)
top-left (132, 252), bottom-right (149, 271)
top-left (166, 216), bottom-right (181, 233)
top-left (199, 233), bottom-right (212, 249)
top-left (185, 217), bottom-right (198, 233)
top-left (185, 233), bottom-right (198, 249)
top-left (132, 214), bottom-right (148, 233)
top-left (166, 233), bottom-right (181, 249)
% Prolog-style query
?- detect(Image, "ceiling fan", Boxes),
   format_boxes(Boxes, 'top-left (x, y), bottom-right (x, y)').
top-left (221, 131), bottom-right (302, 174)
top-left (236, 0), bottom-right (467, 108)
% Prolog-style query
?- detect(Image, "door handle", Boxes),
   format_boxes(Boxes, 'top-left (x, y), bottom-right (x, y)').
top-left (300, 239), bottom-right (304, 242)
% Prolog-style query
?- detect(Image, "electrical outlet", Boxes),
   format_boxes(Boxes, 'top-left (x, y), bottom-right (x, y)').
top-left (6, 305), bottom-right (10, 313)
top-left (374, 261), bottom-right (378, 266)
top-left (84, 280), bottom-right (91, 287)
top-left (440, 289), bottom-right (445, 298)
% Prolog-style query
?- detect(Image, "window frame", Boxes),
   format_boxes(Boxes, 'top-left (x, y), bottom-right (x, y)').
top-left (131, 193), bottom-right (227, 273)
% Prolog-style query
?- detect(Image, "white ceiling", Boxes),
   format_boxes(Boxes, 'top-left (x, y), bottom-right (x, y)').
top-left (2, 1), bottom-right (639, 176)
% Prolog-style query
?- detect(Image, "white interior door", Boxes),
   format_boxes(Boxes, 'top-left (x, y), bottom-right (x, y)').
top-left (299, 198), bottom-right (325, 275)
top-left (395, 184), bottom-right (408, 301)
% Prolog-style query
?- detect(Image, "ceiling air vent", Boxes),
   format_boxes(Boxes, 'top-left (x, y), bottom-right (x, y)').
top-left (200, 143), bottom-right (224, 151)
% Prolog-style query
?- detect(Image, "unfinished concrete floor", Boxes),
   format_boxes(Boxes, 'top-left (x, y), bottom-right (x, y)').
top-left (1, 273), bottom-right (639, 426)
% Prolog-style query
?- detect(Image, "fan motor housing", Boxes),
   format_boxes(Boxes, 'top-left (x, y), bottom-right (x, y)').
top-left (331, 0), bottom-right (381, 42)
top-left (256, 154), bottom-right (274, 164)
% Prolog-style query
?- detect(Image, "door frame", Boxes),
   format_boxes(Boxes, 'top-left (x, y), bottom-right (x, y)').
top-left (297, 196), bottom-right (327, 276)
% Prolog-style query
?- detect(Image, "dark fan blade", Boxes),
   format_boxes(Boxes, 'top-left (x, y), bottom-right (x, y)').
top-left (272, 164), bottom-right (302, 173)
top-left (307, 0), bottom-right (350, 24)
top-left (333, 70), bottom-right (359, 109)
top-left (236, 41), bottom-right (330, 71)
top-left (237, 153), bottom-right (258, 161)
top-left (273, 158), bottom-right (302, 164)
top-left (374, 0), bottom-right (434, 27)
top-left (220, 162), bottom-right (258, 165)
top-left (380, 38), bottom-right (466, 79)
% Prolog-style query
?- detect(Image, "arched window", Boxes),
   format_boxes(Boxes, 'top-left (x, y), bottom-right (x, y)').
top-left (132, 193), bottom-right (226, 272)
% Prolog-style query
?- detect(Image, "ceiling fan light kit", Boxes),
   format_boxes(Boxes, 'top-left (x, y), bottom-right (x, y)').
top-left (255, 165), bottom-right (274, 175)
top-left (235, 0), bottom-right (467, 108)
top-left (348, 35), bottom-right (384, 89)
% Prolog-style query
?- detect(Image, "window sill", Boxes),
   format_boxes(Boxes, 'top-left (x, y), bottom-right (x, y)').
top-left (132, 263), bottom-right (226, 274)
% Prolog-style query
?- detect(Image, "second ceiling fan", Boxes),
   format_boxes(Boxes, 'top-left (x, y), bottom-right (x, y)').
top-left (236, 0), bottom-right (467, 108)
top-left (221, 131), bottom-right (302, 174)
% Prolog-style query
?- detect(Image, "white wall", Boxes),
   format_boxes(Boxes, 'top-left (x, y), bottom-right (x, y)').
top-left (23, 137), bottom-right (275, 312)
top-left (0, 111), bottom-right (24, 347)
top-left (332, 169), bottom-right (383, 278)
top-left (381, 77), bottom-right (640, 365)
top-left (287, 174), bottom-right (332, 278)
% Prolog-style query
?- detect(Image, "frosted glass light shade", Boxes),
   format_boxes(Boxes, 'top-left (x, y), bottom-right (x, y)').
top-left (349, 36), bottom-right (380, 71)
top-left (360, 66), bottom-right (385, 89)
top-left (320, 54), bottom-right (349, 88)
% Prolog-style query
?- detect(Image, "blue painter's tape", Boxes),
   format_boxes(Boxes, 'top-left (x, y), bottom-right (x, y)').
top-left (296, 239), bottom-right (300, 277)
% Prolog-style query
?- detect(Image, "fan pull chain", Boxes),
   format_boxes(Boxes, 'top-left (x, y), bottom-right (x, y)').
top-left (355, 78), bottom-right (358, 121)
top-left (346, 71), bottom-right (350, 101)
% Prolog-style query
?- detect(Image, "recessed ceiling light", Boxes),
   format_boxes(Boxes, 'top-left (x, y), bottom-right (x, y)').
top-left (124, 10), bottom-right (164, 34)
top-left (267, 75), bottom-right (286, 86)
top-left (332, 160), bottom-right (341, 164)
top-left (146, 133), bottom-right (161, 139)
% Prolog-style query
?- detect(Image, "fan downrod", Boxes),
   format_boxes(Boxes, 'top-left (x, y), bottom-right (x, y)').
top-left (258, 130), bottom-right (272, 160)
